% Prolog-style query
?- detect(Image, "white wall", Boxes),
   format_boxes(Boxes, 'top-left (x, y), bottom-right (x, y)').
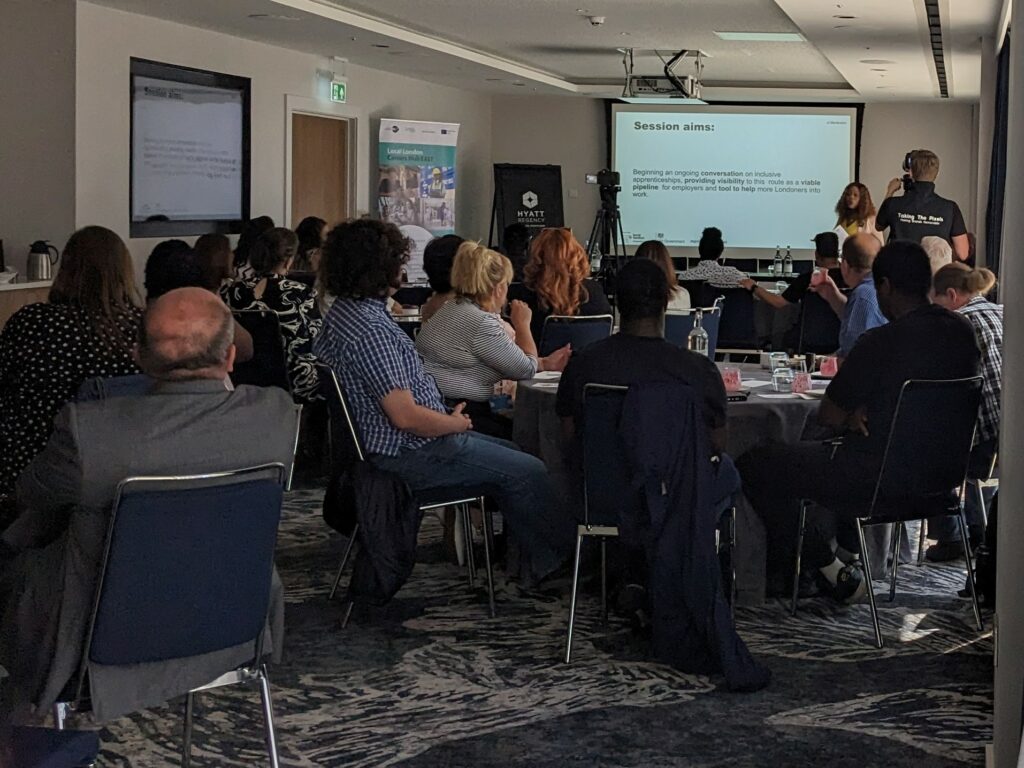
top-left (490, 97), bottom-right (981, 255)
top-left (491, 96), bottom-right (607, 238)
top-left (860, 101), bottom-right (979, 232)
top-left (0, 0), bottom-right (77, 275)
top-left (75, 1), bottom-right (493, 274)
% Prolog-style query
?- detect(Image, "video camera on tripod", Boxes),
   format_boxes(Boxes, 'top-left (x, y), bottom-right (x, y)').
top-left (585, 169), bottom-right (626, 282)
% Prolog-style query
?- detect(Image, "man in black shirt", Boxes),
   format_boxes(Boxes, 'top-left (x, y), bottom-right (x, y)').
top-left (556, 259), bottom-right (737, 507)
top-left (875, 149), bottom-right (969, 261)
top-left (740, 231), bottom-right (844, 309)
top-left (738, 241), bottom-right (980, 600)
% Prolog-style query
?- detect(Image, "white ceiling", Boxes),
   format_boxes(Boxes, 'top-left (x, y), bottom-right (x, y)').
top-left (87, 0), bottom-right (1007, 101)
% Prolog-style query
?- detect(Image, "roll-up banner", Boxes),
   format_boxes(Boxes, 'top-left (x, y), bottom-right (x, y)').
top-left (377, 119), bottom-right (459, 283)
top-left (489, 163), bottom-right (564, 247)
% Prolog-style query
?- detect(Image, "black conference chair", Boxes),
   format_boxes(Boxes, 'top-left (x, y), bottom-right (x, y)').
top-left (231, 309), bottom-right (291, 394)
top-left (54, 463), bottom-right (288, 768)
top-left (794, 292), bottom-right (842, 355)
top-left (392, 285), bottom-right (432, 307)
top-left (716, 288), bottom-right (759, 351)
top-left (318, 365), bottom-right (497, 620)
top-left (10, 726), bottom-right (100, 768)
top-left (539, 314), bottom-right (613, 356)
top-left (791, 377), bottom-right (984, 648)
top-left (680, 279), bottom-right (718, 308)
top-left (564, 384), bottom-right (736, 663)
top-left (664, 299), bottom-right (723, 358)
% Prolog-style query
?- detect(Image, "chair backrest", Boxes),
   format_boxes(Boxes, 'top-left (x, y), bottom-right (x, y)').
top-left (796, 292), bottom-right (842, 354)
top-left (716, 288), bottom-right (759, 349)
top-left (871, 377), bottom-right (982, 514)
top-left (318, 363), bottom-right (367, 465)
top-left (664, 304), bottom-right (722, 358)
top-left (540, 314), bottom-right (614, 356)
top-left (581, 384), bottom-right (633, 528)
top-left (81, 464), bottom-right (287, 681)
top-left (231, 309), bottom-right (291, 393)
top-left (680, 279), bottom-right (718, 308)
top-left (392, 285), bottom-right (432, 307)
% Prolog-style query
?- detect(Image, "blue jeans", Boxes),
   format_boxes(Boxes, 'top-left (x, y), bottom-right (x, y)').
top-left (370, 432), bottom-right (572, 583)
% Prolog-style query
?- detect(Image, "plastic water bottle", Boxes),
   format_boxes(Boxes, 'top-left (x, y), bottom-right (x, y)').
top-left (687, 308), bottom-right (709, 357)
top-left (783, 245), bottom-right (793, 276)
top-left (772, 246), bottom-right (782, 277)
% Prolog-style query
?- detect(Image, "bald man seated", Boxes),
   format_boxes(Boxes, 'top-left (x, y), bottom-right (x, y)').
top-left (0, 288), bottom-right (299, 720)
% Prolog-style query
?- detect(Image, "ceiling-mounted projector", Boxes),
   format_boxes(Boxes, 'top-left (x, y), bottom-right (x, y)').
top-left (621, 48), bottom-right (707, 100)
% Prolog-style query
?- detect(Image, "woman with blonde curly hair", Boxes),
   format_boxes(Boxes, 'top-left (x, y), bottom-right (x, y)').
top-left (416, 241), bottom-right (570, 438)
top-left (522, 228), bottom-right (611, 341)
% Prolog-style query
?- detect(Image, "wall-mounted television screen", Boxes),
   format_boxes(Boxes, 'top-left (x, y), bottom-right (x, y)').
top-left (130, 58), bottom-right (251, 238)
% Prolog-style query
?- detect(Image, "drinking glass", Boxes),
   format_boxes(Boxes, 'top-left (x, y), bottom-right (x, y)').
top-left (721, 365), bottom-right (742, 392)
top-left (771, 367), bottom-right (794, 393)
top-left (768, 351), bottom-right (789, 372)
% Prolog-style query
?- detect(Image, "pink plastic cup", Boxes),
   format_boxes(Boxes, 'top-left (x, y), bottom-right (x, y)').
top-left (721, 366), bottom-right (742, 392)
top-left (820, 356), bottom-right (839, 377)
top-left (793, 371), bottom-right (812, 394)
top-left (810, 267), bottom-right (827, 287)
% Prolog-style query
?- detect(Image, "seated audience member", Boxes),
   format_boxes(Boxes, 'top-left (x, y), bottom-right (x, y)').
top-left (415, 242), bottom-right (571, 439)
top-left (811, 232), bottom-right (886, 360)
top-left (835, 182), bottom-right (884, 243)
top-left (0, 226), bottom-right (142, 498)
top-left (232, 215), bottom-right (275, 281)
top-left (0, 288), bottom-right (298, 719)
top-left (313, 219), bottom-right (571, 585)
top-left (194, 233), bottom-right (234, 290)
top-left (501, 223), bottom-right (532, 281)
top-left (223, 227), bottom-right (322, 401)
top-left (145, 239), bottom-right (254, 363)
top-left (293, 216), bottom-right (327, 273)
top-left (924, 263), bottom-right (1002, 561)
top-left (921, 235), bottom-right (953, 274)
top-left (557, 259), bottom-right (738, 511)
top-left (635, 240), bottom-right (691, 312)
top-left (419, 234), bottom-right (465, 322)
top-left (739, 242), bottom-right (981, 600)
top-left (741, 232), bottom-right (846, 311)
top-left (675, 227), bottom-right (746, 288)
top-left (522, 228), bottom-right (612, 342)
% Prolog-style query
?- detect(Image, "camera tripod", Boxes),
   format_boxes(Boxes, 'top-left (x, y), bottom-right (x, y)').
top-left (585, 188), bottom-right (627, 282)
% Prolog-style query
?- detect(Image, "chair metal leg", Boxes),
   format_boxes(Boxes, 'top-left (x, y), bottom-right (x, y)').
top-left (791, 502), bottom-right (808, 615)
top-left (888, 523), bottom-right (903, 602)
top-left (600, 539), bottom-right (608, 624)
top-left (975, 483), bottom-right (989, 529)
top-left (328, 524), bottom-right (359, 602)
top-left (462, 505), bottom-right (477, 588)
top-left (181, 692), bottom-right (195, 768)
top-left (856, 520), bottom-right (884, 648)
top-left (340, 600), bottom-right (354, 629)
top-left (917, 518), bottom-right (927, 565)
top-left (729, 506), bottom-right (738, 611)
top-left (53, 702), bottom-right (68, 730)
top-left (958, 512), bottom-right (984, 631)
top-left (480, 500), bottom-right (496, 618)
top-left (257, 666), bottom-right (281, 768)
top-left (564, 533), bottom-right (585, 664)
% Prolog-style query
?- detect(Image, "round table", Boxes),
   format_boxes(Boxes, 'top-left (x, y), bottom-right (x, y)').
top-left (512, 363), bottom-right (822, 604)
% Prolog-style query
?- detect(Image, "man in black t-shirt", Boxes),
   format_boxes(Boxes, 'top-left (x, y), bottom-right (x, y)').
top-left (740, 231), bottom-right (845, 309)
top-left (556, 259), bottom-right (737, 507)
top-left (738, 241), bottom-right (980, 600)
top-left (875, 149), bottom-right (969, 261)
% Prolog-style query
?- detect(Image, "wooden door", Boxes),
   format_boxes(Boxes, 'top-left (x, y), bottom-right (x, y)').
top-left (291, 114), bottom-right (350, 227)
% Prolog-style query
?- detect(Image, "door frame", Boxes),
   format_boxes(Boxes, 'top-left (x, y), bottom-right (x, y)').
top-left (284, 95), bottom-right (369, 227)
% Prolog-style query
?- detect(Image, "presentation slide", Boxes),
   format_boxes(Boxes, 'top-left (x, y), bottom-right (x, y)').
top-left (131, 76), bottom-right (244, 221)
top-left (612, 105), bottom-right (856, 250)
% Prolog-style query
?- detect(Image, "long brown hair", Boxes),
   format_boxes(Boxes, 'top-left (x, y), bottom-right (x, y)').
top-left (523, 228), bottom-right (590, 315)
top-left (835, 182), bottom-right (876, 227)
top-left (634, 240), bottom-right (680, 297)
top-left (49, 226), bottom-right (140, 348)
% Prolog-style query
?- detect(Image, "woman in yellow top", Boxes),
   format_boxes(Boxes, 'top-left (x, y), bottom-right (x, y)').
top-left (834, 182), bottom-right (884, 244)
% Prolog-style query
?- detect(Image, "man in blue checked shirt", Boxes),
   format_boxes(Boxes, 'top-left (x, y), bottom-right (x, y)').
top-left (314, 219), bottom-right (571, 586)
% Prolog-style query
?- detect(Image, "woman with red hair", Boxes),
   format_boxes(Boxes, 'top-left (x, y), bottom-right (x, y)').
top-left (522, 228), bottom-right (611, 341)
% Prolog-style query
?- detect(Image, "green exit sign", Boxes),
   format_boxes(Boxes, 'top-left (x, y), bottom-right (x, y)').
top-left (330, 80), bottom-right (347, 103)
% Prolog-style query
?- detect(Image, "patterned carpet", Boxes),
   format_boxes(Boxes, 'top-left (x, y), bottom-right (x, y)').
top-left (94, 489), bottom-right (992, 767)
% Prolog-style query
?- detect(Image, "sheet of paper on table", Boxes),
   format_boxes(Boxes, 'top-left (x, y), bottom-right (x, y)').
top-left (533, 382), bottom-right (560, 389)
top-left (743, 380), bottom-right (772, 389)
top-left (533, 371), bottom-right (562, 380)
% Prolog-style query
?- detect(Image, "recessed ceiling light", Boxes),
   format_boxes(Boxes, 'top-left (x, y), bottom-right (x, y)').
top-left (833, 24), bottom-right (849, 29)
top-left (512, 81), bottom-right (527, 87)
top-left (833, 14), bottom-right (856, 19)
top-left (714, 31), bottom-right (805, 42)
top-left (485, 77), bottom-right (504, 82)
top-left (876, 85), bottom-right (895, 89)
top-left (620, 32), bottom-right (631, 36)
top-left (860, 58), bottom-right (896, 64)
top-left (247, 13), bottom-right (301, 21)
top-left (371, 43), bottom-right (391, 48)
top-left (870, 67), bottom-right (888, 72)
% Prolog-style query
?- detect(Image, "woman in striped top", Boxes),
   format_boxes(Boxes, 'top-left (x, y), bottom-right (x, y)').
top-left (416, 242), bottom-right (571, 438)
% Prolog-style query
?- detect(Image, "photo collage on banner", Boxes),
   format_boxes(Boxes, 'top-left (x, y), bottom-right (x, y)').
top-left (378, 119), bottom-right (459, 283)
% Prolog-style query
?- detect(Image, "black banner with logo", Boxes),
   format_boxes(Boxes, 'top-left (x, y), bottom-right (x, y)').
top-left (489, 164), bottom-right (564, 247)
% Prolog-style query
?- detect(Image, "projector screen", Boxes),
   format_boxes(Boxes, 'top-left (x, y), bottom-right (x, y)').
top-left (130, 59), bottom-right (251, 238)
top-left (612, 104), bottom-right (857, 251)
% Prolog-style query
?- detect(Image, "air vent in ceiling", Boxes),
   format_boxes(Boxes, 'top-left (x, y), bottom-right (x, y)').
top-left (924, 0), bottom-right (948, 97)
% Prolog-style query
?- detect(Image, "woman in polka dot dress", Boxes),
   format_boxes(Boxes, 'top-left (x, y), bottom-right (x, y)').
top-left (0, 226), bottom-right (143, 497)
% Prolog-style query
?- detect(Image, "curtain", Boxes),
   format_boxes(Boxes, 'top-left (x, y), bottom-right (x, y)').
top-left (985, 32), bottom-right (1011, 276)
